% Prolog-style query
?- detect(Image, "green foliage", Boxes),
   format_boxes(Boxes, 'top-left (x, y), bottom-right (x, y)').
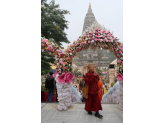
top-left (73, 69), bottom-right (79, 77)
top-left (104, 67), bottom-right (107, 72)
top-left (41, 86), bottom-right (48, 93)
top-left (41, 0), bottom-right (71, 75)
top-left (111, 83), bottom-right (115, 87)
top-left (102, 78), bottom-right (105, 84)
top-left (96, 68), bottom-right (102, 74)
top-left (115, 76), bottom-right (117, 83)
top-left (114, 64), bottom-right (117, 68)
top-left (74, 69), bottom-right (79, 73)
top-left (41, 0), bottom-right (70, 48)
top-left (41, 51), bottom-right (55, 75)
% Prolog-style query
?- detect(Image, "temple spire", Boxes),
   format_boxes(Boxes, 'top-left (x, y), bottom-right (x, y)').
top-left (88, 3), bottom-right (92, 13)
top-left (82, 3), bottom-right (96, 33)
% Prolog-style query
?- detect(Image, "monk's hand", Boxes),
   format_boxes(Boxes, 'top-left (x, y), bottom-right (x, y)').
top-left (94, 71), bottom-right (98, 76)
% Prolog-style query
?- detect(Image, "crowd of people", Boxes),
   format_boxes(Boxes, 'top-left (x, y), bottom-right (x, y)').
top-left (44, 65), bottom-right (110, 119)
top-left (44, 71), bottom-right (108, 103)
top-left (74, 76), bottom-right (108, 102)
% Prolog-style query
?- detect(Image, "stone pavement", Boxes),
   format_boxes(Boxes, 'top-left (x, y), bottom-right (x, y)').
top-left (41, 103), bottom-right (123, 123)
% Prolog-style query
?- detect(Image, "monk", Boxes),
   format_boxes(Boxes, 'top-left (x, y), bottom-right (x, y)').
top-left (93, 67), bottom-right (103, 102)
top-left (85, 65), bottom-right (103, 118)
top-left (97, 80), bottom-right (103, 101)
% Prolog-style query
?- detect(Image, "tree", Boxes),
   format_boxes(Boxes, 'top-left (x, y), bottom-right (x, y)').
top-left (41, 0), bottom-right (70, 75)
top-left (41, 0), bottom-right (70, 47)
top-left (96, 68), bottom-right (102, 75)
top-left (41, 51), bottom-right (55, 75)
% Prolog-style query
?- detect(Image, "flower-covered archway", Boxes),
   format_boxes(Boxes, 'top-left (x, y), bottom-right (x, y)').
top-left (41, 22), bottom-right (123, 78)
top-left (41, 22), bottom-right (123, 110)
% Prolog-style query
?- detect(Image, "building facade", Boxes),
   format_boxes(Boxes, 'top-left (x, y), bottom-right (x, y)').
top-left (72, 3), bottom-right (116, 70)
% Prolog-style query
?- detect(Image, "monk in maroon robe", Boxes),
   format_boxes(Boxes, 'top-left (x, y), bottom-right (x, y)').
top-left (84, 65), bottom-right (103, 118)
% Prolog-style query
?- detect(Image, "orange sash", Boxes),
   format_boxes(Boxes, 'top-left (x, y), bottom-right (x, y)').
top-left (97, 80), bottom-right (103, 101)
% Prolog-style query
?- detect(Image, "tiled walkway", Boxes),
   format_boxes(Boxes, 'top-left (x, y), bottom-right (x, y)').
top-left (41, 103), bottom-right (123, 123)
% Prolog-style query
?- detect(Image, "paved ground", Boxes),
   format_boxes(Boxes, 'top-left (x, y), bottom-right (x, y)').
top-left (41, 103), bottom-right (123, 123)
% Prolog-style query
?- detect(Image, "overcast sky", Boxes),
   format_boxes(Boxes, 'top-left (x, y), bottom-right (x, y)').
top-left (46, 0), bottom-right (123, 49)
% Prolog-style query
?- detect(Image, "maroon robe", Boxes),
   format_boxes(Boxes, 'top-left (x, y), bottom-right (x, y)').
top-left (84, 71), bottom-right (102, 112)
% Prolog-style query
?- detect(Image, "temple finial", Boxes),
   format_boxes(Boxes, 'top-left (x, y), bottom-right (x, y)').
top-left (89, 3), bottom-right (91, 8)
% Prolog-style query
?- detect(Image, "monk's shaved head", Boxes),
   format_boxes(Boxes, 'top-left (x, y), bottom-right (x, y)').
top-left (88, 64), bottom-right (93, 68)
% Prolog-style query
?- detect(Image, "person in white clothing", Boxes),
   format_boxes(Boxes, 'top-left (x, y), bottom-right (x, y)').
top-left (74, 85), bottom-right (78, 91)
top-left (103, 84), bottom-right (105, 95)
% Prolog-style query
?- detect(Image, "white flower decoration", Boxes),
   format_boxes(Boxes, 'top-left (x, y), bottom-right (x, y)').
top-left (91, 40), bottom-right (94, 43)
top-left (100, 39), bottom-right (103, 42)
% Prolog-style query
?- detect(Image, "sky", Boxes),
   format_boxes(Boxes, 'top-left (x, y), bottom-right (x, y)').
top-left (46, 0), bottom-right (123, 50)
